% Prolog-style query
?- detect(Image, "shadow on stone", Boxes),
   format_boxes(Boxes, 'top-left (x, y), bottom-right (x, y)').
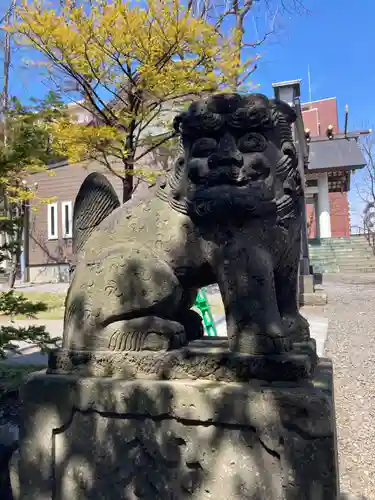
top-left (12, 92), bottom-right (339, 499)
top-left (0, 390), bottom-right (20, 500)
top-left (10, 269), bottom-right (338, 499)
top-left (14, 363), bottom-right (338, 499)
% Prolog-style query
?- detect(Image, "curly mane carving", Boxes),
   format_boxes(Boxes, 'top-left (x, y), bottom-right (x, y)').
top-left (157, 93), bottom-right (302, 223)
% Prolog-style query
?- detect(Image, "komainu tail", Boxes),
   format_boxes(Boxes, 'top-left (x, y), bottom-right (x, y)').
top-left (72, 172), bottom-right (120, 254)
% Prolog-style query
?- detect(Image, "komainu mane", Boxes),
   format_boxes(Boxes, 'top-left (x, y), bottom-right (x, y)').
top-left (64, 92), bottom-right (309, 355)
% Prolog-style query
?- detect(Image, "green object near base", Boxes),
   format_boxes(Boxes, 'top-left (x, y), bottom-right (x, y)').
top-left (194, 288), bottom-right (217, 336)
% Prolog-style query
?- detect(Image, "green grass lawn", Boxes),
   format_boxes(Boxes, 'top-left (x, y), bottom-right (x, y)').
top-left (0, 291), bottom-right (66, 321)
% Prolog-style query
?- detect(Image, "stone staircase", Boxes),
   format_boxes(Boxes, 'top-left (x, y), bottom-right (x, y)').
top-left (309, 235), bottom-right (375, 273)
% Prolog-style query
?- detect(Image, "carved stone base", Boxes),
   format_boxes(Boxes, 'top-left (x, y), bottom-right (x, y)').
top-left (14, 359), bottom-right (339, 499)
top-left (48, 337), bottom-right (317, 382)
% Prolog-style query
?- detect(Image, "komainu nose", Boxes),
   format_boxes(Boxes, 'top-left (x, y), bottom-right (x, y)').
top-left (208, 132), bottom-right (243, 168)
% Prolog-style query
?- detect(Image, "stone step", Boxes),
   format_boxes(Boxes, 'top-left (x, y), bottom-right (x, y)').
top-left (309, 249), bottom-right (373, 255)
top-left (309, 245), bottom-right (370, 250)
top-left (312, 263), bottom-right (375, 273)
top-left (309, 244), bottom-right (373, 251)
top-left (311, 253), bottom-right (374, 260)
top-left (311, 261), bottom-right (375, 269)
top-left (309, 240), bottom-right (373, 247)
top-left (310, 254), bottom-right (375, 261)
top-left (309, 253), bottom-right (374, 260)
top-left (310, 250), bottom-right (375, 257)
top-left (308, 235), bottom-right (375, 274)
top-left (336, 270), bottom-right (375, 275)
top-left (336, 263), bottom-right (375, 270)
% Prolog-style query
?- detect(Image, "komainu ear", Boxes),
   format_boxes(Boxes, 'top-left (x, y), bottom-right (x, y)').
top-left (173, 112), bottom-right (188, 133)
top-left (73, 172), bottom-right (120, 254)
top-left (270, 99), bottom-right (297, 124)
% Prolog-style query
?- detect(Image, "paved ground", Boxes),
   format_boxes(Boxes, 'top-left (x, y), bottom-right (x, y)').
top-left (2, 275), bottom-right (375, 499)
top-left (0, 281), bottom-right (69, 294)
top-left (314, 273), bottom-right (375, 500)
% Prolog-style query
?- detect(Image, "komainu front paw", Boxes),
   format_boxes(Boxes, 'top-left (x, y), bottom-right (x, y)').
top-left (228, 333), bottom-right (292, 355)
top-left (282, 313), bottom-right (310, 342)
top-left (106, 316), bottom-right (187, 351)
top-left (227, 320), bottom-right (293, 355)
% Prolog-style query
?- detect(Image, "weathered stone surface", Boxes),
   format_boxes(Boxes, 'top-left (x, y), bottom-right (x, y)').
top-left (48, 337), bottom-right (317, 382)
top-left (64, 92), bottom-right (309, 357)
top-left (15, 358), bottom-right (338, 499)
top-left (299, 274), bottom-right (314, 294)
top-left (0, 437), bottom-right (17, 500)
top-left (300, 292), bottom-right (328, 307)
top-left (0, 391), bottom-right (20, 500)
top-left (9, 450), bottom-right (19, 500)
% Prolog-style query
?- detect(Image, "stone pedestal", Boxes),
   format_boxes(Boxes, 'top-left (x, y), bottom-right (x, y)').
top-left (15, 355), bottom-right (339, 500)
top-left (299, 274), bottom-right (328, 306)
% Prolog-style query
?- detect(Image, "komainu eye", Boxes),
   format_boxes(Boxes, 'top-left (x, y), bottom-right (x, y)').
top-left (191, 137), bottom-right (218, 157)
top-left (238, 133), bottom-right (267, 153)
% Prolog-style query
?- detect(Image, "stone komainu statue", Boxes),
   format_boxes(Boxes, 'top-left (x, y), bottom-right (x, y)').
top-left (64, 93), bottom-right (309, 355)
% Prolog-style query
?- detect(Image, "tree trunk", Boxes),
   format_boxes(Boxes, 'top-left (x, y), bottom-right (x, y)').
top-left (5, 227), bottom-right (21, 290)
top-left (122, 156), bottom-right (134, 203)
top-left (6, 202), bottom-right (23, 290)
top-left (7, 253), bottom-right (18, 289)
top-left (122, 120), bottom-right (137, 204)
top-left (122, 174), bottom-right (133, 203)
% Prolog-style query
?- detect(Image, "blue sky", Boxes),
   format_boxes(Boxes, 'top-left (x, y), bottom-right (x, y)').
top-left (2, 0), bottom-right (374, 225)
top-left (252, 0), bottom-right (375, 227)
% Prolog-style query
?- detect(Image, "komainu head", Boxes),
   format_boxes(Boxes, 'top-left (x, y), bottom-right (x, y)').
top-left (166, 92), bottom-right (300, 221)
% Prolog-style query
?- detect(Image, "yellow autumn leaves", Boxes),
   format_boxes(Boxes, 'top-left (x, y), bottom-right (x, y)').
top-left (7, 0), bottom-right (257, 173)
top-left (13, 0), bottom-right (251, 94)
top-left (50, 119), bottom-right (126, 165)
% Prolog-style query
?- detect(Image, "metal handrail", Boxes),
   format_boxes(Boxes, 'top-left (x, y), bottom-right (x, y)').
top-left (194, 288), bottom-right (218, 336)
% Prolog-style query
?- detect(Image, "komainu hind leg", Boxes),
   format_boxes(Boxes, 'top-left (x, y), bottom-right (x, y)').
top-left (101, 287), bottom-right (204, 352)
top-left (64, 242), bottom-right (205, 352)
top-left (106, 316), bottom-right (187, 351)
top-left (274, 223), bottom-right (310, 343)
top-left (105, 308), bottom-right (204, 351)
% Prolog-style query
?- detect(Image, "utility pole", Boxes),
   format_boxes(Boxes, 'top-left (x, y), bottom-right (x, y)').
top-left (307, 65), bottom-right (312, 106)
top-left (1, 0), bottom-right (20, 289)
top-left (0, 0), bottom-right (16, 144)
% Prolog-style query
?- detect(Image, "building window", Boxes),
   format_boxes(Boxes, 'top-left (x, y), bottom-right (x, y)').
top-left (47, 203), bottom-right (58, 240)
top-left (306, 179), bottom-right (318, 188)
top-left (61, 201), bottom-right (73, 238)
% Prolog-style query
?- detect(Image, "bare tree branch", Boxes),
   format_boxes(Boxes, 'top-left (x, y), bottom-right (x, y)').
top-left (134, 131), bottom-right (177, 163)
top-left (356, 132), bottom-right (375, 247)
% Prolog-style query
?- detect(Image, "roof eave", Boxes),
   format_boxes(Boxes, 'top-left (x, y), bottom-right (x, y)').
top-left (309, 133), bottom-right (361, 142)
top-left (307, 163), bottom-right (365, 174)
